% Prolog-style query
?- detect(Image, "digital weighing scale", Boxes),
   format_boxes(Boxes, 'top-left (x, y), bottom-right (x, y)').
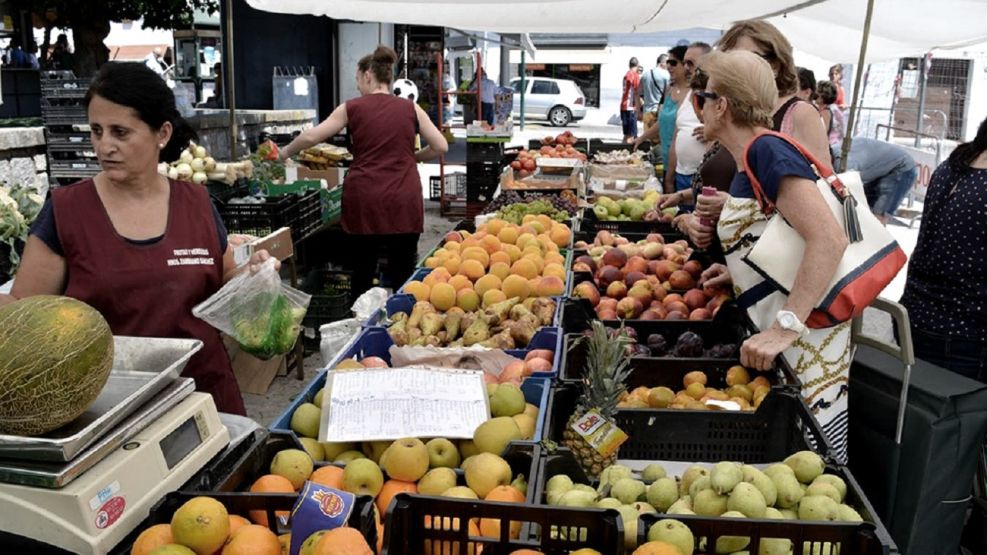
top-left (0, 336), bottom-right (233, 554)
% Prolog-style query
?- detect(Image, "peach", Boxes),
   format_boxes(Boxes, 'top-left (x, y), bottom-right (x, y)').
top-left (616, 297), bottom-right (644, 319)
top-left (482, 289), bottom-right (507, 308)
top-left (448, 275), bottom-right (473, 292)
top-left (646, 233), bottom-right (665, 244)
top-left (459, 259), bottom-right (486, 281)
top-left (665, 311), bottom-right (686, 320)
top-left (640, 308), bottom-right (664, 320)
top-left (641, 243), bottom-right (664, 260)
top-left (429, 283), bottom-right (457, 311)
top-left (707, 293), bottom-right (731, 312)
top-left (683, 289), bottom-right (708, 311)
top-left (456, 289), bottom-right (481, 312)
top-left (573, 255), bottom-right (597, 274)
top-left (606, 281), bottom-right (628, 300)
top-left (601, 248), bottom-right (627, 268)
top-left (595, 230), bottom-right (615, 246)
top-left (627, 284), bottom-right (653, 307)
top-left (662, 293), bottom-right (684, 306)
top-left (624, 271), bottom-right (647, 288)
top-left (624, 256), bottom-right (649, 275)
top-left (474, 274), bottom-right (503, 298)
top-left (652, 286), bottom-right (667, 302)
top-left (597, 308), bottom-right (618, 320)
top-left (596, 266), bottom-right (624, 289)
top-left (653, 260), bottom-right (679, 281)
top-left (669, 270), bottom-right (696, 290)
top-left (549, 225), bottom-right (572, 248)
top-left (499, 361), bottom-right (526, 383)
top-left (573, 262), bottom-right (593, 273)
top-left (684, 371), bottom-right (708, 387)
top-left (525, 349), bottom-right (554, 362)
top-left (444, 231), bottom-right (463, 243)
top-left (461, 247), bottom-right (490, 268)
top-left (535, 276), bottom-right (566, 297)
top-left (525, 357), bottom-right (553, 375)
top-left (511, 258), bottom-right (539, 280)
top-left (498, 226), bottom-right (519, 246)
top-left (489, 262), bottom-right (511, 282)
top-left (598, 298), bottom-right (618, 311)
top-left (543, 263), bottom-right (566, 281)
top-left (689, 308), bottom-right (712, 320)
top-left (501, 274), bottom-right (531, 300)
top-left (683, 260), bottom-right (703, 280)
top-left (404, 280), bottom-right (430, 303)
top-left (572, 281), bottom-right (601, 307)
top-left (665, 300), bottom-right (690, 316)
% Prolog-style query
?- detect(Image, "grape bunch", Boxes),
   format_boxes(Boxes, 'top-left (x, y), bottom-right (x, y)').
top-left (486, 191), bottom-right (579, 223)
top-left (496, 199), bottom-right (572, 224)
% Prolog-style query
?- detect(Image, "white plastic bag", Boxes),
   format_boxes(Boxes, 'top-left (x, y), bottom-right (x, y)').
top-left (352, 287), bottom-right (389, 321)
top-left (319, 318), bottom-right (362, 366)
top-left (193, 258), bottom-right (311, 359)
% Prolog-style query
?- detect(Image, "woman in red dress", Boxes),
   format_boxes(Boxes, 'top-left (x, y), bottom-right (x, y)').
top-left (0, 63), bottom-right (278, 415)
top-left (280, 46), bottom-right (448, 296)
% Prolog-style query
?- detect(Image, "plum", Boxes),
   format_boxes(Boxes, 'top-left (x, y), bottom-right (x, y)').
top-left (671, 331), bottom-right (704, 358)
top-left (646, 333), bottom-right (668, 356)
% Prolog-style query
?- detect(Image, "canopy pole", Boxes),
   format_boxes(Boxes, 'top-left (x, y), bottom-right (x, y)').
top-left (520, 50), bottom-right (526, 131)
top-left (225, 0), bottom-right (237, 160)
top-left (839, 0), bottom-right (875, 172)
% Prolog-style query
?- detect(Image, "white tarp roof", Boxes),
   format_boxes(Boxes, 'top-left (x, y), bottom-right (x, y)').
top-left (245, 0), bottom-right (987, 62)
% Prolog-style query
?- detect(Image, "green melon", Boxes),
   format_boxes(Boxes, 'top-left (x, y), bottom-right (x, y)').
top-left (0, 295), bottom-right (114, 436)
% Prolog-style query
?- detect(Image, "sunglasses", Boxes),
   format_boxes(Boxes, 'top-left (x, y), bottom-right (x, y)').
top-left (667, 59), bottom-right (680, 67)
top-left (694, 90), bottom-right (720, 109)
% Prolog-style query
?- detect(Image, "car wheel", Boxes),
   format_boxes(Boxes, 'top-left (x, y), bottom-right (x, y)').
top-left (548, 106), bottom-right (572, 127)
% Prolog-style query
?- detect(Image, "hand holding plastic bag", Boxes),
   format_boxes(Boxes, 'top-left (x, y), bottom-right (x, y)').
top-left (193, 258), bottom-right (311, 359)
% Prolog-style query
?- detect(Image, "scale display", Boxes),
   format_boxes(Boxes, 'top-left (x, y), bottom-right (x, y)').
top-left (159, 415), bottom-right (203, 470)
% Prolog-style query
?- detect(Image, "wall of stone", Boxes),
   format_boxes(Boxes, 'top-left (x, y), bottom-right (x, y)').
top-left (0, 128), bottom-right (48, 193)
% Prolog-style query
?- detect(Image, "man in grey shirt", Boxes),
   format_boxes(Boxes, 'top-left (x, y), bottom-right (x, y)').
top-left (639, 54), bottom-right (669, 132)
top-left (846, 138), bottom-right (919, 224)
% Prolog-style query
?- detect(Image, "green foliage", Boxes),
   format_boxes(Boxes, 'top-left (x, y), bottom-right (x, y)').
top-left (16, 1), bottom-right (220, 30)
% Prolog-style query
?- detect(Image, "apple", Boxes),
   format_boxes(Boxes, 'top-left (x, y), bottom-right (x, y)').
top-left (380, 437), bottom-right (430, 482)
top-left (418, 467), bottom-right (458, 495)
top-left (426, 438), bottom-right (461, 469)
top-left (593, 205), bottom-right (610, 219)
top-left (342, 458), bottom-right (385, 496)
top-left (464, 452), bottom-right (513, 498)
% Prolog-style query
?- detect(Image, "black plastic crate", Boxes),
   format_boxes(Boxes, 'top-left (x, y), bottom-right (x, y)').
top-left (467, 160), bottom-right (502, 177)
top-left (578, 207), bottom-right (676, 236)
top-left (45, 130), bottom-right (92, 146)
top-left (217, 189), bottom-right (320, 237)
top-left (382, 494), bottom-right (623, 555)
top-left (545, 384), bottom-right (834, 463)
top-left (429, 172), bottom-right (467, 200)
top-left (571, 228), bottom-right (687, 250)
top-left (466, 141), bottom-right (504, 162)
top-left (40, 78), bottom-right (90, 98)
top-left (467, 178), bottom-right (499, 202)
top-left (109, 491), bottom-right (376, 555)
top-left (184, 430), bottom-right (304, 493)
top-left (560, 296), bottom-right (739, 336)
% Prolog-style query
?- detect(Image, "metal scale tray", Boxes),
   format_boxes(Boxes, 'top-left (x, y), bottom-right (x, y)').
top-left (0, 336), bottom-right (202, 463)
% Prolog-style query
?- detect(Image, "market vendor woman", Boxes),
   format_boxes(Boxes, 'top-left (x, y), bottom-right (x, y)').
top-left (279, 46), bottom-right (448, 296)
top-left (0, 63), bottom-right (275, 415)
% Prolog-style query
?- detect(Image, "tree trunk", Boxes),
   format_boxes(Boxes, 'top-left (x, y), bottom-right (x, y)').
top-left (40, 25), bottom-right (51, 69)
top-left (70, 16), bottom-right (110, 77)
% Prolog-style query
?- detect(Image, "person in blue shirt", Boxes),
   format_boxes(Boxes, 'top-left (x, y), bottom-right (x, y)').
top-left (639, 54), bottom-right (669, 132)
top-left (469, 70), bottom-right (498, 125)
top-left (845, 138), bottom-right (918, 224)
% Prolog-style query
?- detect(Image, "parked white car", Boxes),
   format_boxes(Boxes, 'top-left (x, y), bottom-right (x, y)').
top-left (510, 77), bottom-right (587, 126)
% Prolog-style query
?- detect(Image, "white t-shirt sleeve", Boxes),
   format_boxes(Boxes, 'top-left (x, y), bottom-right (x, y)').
top-left (673, 92), bottom-right (706, 175)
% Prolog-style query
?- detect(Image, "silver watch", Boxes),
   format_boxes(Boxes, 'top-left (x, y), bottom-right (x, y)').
top-left (776, 310), bottom-right (808, 337)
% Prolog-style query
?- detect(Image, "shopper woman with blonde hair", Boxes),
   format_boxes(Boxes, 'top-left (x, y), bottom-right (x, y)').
top-left (696, 50), bottom-right (853, 459)
top-left (686, 20), bottom-right (834, 249)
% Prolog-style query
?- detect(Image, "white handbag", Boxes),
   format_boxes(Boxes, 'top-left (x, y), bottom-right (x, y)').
top-left (741, 132), bottom-right (907, 328)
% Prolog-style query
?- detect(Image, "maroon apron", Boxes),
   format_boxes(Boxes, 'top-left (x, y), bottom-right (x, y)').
top-left (53, 179), bottom-right (246, 415)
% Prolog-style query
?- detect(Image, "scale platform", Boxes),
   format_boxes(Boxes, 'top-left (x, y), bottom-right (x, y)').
top-left (0, 381), bottom-right (229, 555)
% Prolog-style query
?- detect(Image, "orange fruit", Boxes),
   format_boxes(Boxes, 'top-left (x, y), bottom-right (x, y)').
top-left (448, 275), bottom-right (473, 291)
top-left (429, 283), bottom-right (457, 311)
top-left (456, 289), bottom-right (481, 312)
top-left (376, 480), bottom-right (418, 514)
top-left (482, 289), bottom-right (507, 308)
top-left (403, 281), bottom-right (430, 303)
top-left (498, 226), bottom-right (519, 246)
top-left (478, 486), bottom-right (525, 537)
top-left (248, 475), bottom-right (294, 526)
top-left (221, 524), bottom-right (281, 555)
top-left (131, 523), bottom-right (174, 555)
top-left (170, 497), bottom-right (229, 555)
top-left (501, 275), bottom-right (531, 301)
top-left (632, 541), bottom-right (684, 555)
top-left (310, 466), bottom-right (345, 489)
top-left (489, 251), bottom-right (512, 266)
top-left (228, 515), bottom-right (251, 537)
top-left (312, 527), bottom-right (374, 555)
top-left (489, 261), bottom-right (511, 282)
top-left (474, 274), bottom-right (502, 298)
top-left (510, 550), bottom-right (545, 554)
top-left (485, 485), bottom-right (525, 503)
top-left (510, 259), bottom-right (539, 280)
top-left (459, 259), bottom-right (486, 281)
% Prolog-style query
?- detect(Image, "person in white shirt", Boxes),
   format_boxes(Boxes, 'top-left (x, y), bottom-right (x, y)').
top-left (144, 47), bottom-right (167, 76)
top-left (665, 42), bottom-right (712, 210)
top-left (469, 69), bottom-right (498, 125)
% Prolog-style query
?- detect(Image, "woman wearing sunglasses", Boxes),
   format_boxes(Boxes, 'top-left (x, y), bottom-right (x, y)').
top-left (695, 50), bottom-right (852, 460)
top-left (686, 20), bottom-right (832, 250)
top-left (632, 45), bottom-right (689, 183)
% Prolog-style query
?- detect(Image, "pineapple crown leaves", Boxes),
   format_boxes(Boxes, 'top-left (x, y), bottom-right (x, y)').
top-left (571, 320), bottom-right (634, 418)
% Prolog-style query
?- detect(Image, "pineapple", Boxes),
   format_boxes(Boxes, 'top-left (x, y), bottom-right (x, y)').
top-left (562, 321), bottom-right (633, 478)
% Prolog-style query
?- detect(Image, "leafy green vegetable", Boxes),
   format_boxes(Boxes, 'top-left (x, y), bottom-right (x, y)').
top-left (232, 293), bottom-right (304, 359)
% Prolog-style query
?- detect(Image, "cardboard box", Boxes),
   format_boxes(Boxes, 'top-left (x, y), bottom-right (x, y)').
top-left (232, 227), bottom-right (295, 266)
top-left (288, 166), bottom-right (347, 188)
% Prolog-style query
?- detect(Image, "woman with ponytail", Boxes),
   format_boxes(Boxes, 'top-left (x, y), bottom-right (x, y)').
top-left (900, 116), bottom-right (987, 381)
top-left (281, 46), bottom-right (448, 296)
top-left (1, 62), bottom-right (281, 414)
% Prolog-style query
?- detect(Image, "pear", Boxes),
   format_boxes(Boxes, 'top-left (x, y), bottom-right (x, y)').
top-left (646, 477), bottom-right (680, 512)
top-left (667, 496), bottom-right (693, 514)
top-left (559, 489), bottom-right (597, 508)
top-left (716, 511), bottom-right (750, 554)
top-left (837, 504), bottom-right (864, 522)
top-left (742, 465), bottom-right (778, 507)
top-left (758, 508), bottom-right (793, 555)
top-left (615, 505), bottom-right (639, 550)
top-left (545, 474), bottom-right (574, 494)
top-left (689, 476), bottom-right (712, 499)
top-left (598, 464), bottom-right (634, 491)
top-left (418, 468), bottom-right (457, 495)
top-left (711, 462), bottom-right (743, 495)
top-left (572, 484), bottom-right (598, 495)
top-left (694, 489), bottom-right (728, 516)
top-left (647, 518), bottom-right (695, 555)
top-left (764, 463), bottom-right (796, 482)
top-left (805, 482), bottom-right (842, 504)
top-left (441, 485), bottom-right (479, 499)
top-left (772, 473), bottom-right (804, 509)
top-left (473, 416), bottom-right (522, 455)
top-left (611, 478), bottom-right (646, 504)
top-left (595, 497), bottom-right (623, 509)
top-left (778, 508), bottom-right (799, 520)
top-left (511, 474), bottom-right (528, 496)
top-left (641, 463), bottom-right (668, 482)
top-left (463, 452), bottom-right (511, 498)
top-left (798, 495), bottom-right (840, 521)
top-left (680, 465), bottom-right (710, 496)
top-left (784, 451), bottom-right (826, 484)
top-left (489, 383), bottom-right (526, 417)
top-left (727, 482), bottom-right (767, 518)
top-left (811, 474), bottom-right (848, 502)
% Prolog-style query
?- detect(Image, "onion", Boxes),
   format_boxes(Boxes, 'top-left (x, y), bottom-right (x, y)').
top-left (190, 158), bottom-right (205, 172)
top-left (194, 146), bottom-right (207, 159)
top-left (179, 150), bottom-right (194, 164)
top-left (167, 167), bottom-right (179, 180)
top-left (175, 162), bottom-right (193, 180)
top-left (192, 172), bottom-right (207, 184)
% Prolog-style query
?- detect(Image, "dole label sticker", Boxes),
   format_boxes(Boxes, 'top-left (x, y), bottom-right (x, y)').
top-left (570, 409), bottom-right (628, 458)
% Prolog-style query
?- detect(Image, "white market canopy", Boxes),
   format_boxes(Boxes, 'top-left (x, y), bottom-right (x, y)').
top-left (245, 0), bottom-right (987, 61)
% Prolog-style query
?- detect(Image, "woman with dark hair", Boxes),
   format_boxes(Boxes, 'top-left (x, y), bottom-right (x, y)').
top-left (816, 80), bottom-right (845, 163)
top-left (633, 45), bottom-right (689, 179)
top-left (281, 46), bottom-right (448, 296)
top-left (0, 62), bottom-right (278, 415)
top-left (900, 116), bottom-right (987, 380)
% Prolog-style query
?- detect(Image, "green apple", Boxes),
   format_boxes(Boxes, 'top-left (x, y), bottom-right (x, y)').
top-left (426, 438), bottom-right (461, 469)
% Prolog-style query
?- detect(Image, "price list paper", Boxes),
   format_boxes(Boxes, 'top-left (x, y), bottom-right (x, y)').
top-left (318, 367), bottom-right (490, 442)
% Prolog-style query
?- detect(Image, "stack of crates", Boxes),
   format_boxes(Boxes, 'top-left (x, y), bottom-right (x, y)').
top-left (465, 140), bottom-right (504, 203)
top-left (41, 71), bottom-right (99, 184)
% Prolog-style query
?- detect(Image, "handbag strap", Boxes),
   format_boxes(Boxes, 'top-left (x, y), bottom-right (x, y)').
top-left (742, 130), bottom-right (862, 241)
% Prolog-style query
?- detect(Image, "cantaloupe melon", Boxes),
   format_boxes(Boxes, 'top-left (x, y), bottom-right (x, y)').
top-left (0, 295), bottom-right (114, 436)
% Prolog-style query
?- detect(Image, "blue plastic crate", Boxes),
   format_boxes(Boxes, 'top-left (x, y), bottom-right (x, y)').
top-left (366, 289), bottom-right (565, 331)
top-left (270, 328), bottom-right (554, 441)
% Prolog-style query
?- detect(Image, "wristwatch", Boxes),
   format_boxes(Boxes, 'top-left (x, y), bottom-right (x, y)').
top-left (776, 310), bottom-right (809, 337)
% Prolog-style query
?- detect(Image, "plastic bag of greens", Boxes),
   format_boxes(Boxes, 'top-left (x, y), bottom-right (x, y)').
top-left (193, 258), bottom-right (311, 359)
